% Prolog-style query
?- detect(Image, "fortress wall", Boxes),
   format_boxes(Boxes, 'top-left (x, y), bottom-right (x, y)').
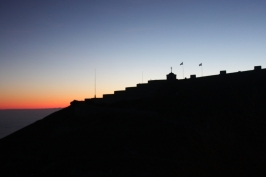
top-left (136, 83), bottom-right (149, 88)
top-left (125, 87), bottom-right (136, 91)
top-left (83, 67), bottom-right (266, 105)
top-left (111, 80), bottom-right (168, 100)
top-left (102, 97), bottom-right (119, 103)
top-left (103, 94), bottom-right (141, 103)
top-left (125, 87), bottom-right (140, 94)
top-left (176, 68), bottom-right (266, 96)
top-left (148, 80), bottom-right (166, 85)
top-left (103, 94), bottom-right (114, 98)
top-left (114, 90), bottom-right (126, 95)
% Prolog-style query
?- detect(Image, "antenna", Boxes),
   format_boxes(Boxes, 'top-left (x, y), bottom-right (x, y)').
top-left (142, 71), bottom-right (143, 83)
top-left (94, 69), bottom-right (96, 98)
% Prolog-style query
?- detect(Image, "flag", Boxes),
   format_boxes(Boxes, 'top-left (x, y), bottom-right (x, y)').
top-left (199, 63), bottom-right (202, 66)
top-left (180, 62), bottom-right (183, 65)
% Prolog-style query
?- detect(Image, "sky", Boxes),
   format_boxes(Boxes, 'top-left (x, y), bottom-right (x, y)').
top-left (0, 0), bottom-right (266, 109)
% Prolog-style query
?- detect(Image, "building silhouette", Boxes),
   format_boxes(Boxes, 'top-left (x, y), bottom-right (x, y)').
top-left (71, 66), bottom-right (265, 105)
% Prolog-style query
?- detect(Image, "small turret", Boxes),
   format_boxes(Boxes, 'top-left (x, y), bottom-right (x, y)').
top-left (254, 66), bottom-right (261, 71)
top-left (167, 67), bottom-right (177, 80)
top-left (220, 70), bottom-right (226, 75)
top-left (190, 75), bottom-right (196, 79)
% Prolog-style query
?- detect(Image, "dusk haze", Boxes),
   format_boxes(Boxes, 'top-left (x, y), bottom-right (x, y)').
top-left (1, 0), bottom-right (266, 109)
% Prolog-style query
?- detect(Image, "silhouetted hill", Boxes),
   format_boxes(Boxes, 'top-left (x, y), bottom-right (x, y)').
top-left (0, 108), bottom-right (61, 139)
top-left (0, 69), bottom-right (266, 176)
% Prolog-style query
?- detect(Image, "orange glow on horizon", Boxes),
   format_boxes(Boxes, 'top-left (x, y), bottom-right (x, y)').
top-left (0, 83), bottom-right (113, 109)
top-left (0, 101), bottom-right (69, 110)
top-left (0, 104), bottom-right (67, 110)
top-left (0, 94), bottom-right (89, 110)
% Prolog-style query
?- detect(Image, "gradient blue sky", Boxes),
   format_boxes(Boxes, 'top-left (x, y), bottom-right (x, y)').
top-left (1, 0), bottom-right (266, 108)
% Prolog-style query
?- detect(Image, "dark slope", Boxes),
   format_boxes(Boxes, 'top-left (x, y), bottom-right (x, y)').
top-left (1, 70), bottom-right (266, 176)
top-left (0, 106), bottom-right (189, 176)
top-left (0, 108), bottom-right (61, 139)
top-left (1, 105), bottom-right (265, 176)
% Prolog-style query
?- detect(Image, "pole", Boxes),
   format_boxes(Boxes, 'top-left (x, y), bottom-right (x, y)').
top-left (183, 65), bottom-right (184, 79)
top-left (142, 71), bottom-right (143, 83)
top-left (180, 62), bottom-right (184, 79)
top-left (94, 69), bottom-right (96, 98)
top-left (201, 65), bottom-right (203, 77)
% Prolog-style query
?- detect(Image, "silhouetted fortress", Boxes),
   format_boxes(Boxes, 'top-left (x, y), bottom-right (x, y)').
top-left (71, 66), bottom-right (265, 105)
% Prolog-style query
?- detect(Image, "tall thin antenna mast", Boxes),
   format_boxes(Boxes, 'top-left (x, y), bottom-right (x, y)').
top-left (142, 71), bottom-right (143, 83)
top-left (94, 69), bottom-right (96, 98)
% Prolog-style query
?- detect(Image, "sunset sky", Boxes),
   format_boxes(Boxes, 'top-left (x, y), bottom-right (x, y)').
top-left (1, 0), bottom-right (266, 109)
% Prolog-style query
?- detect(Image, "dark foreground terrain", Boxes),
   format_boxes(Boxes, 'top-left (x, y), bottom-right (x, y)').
top-left (0, 108), bottom-right (61, 139)
top-left (0, 70), bottom-right (266, 176)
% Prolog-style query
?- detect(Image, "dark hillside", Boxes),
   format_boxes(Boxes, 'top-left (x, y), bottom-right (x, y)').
top-left (0, 69), bottom-right (266, 176)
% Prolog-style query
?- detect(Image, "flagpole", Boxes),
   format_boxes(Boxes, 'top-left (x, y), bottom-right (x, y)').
top-left (199, 63), bottom-right (203, 77)
top-left (183, 65), bottom-right (184, 79)
top-left (202, 65), bottom-right (203, 77)
top-left (180, 62), bottom-right (184, 79)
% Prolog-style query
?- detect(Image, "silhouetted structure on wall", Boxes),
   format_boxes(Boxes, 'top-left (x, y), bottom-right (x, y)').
top-left (220, 70), bottom-right (226, 75)
top-left (167, 71), bottom-right (177, 81)
top-left (71, 66), bottom-right (265, 105)
top-left (190, 74), bottom-right (196, 79)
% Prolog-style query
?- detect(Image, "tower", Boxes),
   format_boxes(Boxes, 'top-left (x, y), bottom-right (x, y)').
top-left (167, 67), bottom-right (177, 80)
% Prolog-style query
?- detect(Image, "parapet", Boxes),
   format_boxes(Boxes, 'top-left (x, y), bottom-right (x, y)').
top-left (167, 72), bottom-right (176, 80)
top-left (254, 66), bottom-right (261, 71)
top-left (136, 83), bottom-right (148, 87)
top-left (114, 90), bottom-right (125, 95)
top-left (103, 94), bottom-right (113, 98)
top-left (80, 66), bottom-right (265, 105)
top-left (220, 70), bottom-right (226, 75)
top-left (190, 75), bottom-right (196, 79)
